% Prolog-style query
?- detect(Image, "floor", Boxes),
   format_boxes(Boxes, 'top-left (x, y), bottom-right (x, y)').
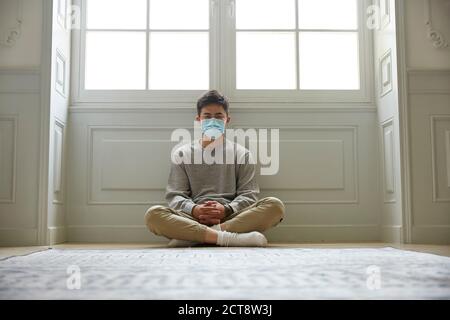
top-left (1, 243), bottom-right (449, 299)
top-left (2, 242), bottom-right (449, 259)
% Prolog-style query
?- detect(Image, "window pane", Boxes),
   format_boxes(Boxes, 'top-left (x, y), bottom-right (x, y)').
top-left (236, 0), bottom-right (295, 30)
top-left (86, 0), bottom-right (147, 29)
top-left (299, 32), bottom-right (359, 90)
top-left (85, 32), bottom-right (146, 90)
top-left (298, 0), bottom-right (357, 30)
top-left (149, 32), bottom-right (209, 90)
top-left (236, 32), bottom-right (296, 89)
top-left (149, 0), bottom-right (209, 29)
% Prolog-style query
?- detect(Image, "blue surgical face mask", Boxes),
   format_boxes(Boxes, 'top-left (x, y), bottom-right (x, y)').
top-left (201, 118), bottom-right (225, 140)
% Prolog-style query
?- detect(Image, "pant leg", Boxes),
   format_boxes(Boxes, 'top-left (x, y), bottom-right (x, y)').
top-left (144, 205), bottom-right (208, 242)
top-left (221, 197), bottom-right (285, 233)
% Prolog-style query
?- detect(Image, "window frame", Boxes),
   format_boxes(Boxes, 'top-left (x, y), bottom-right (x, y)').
top-left (221, 0), bottom-right (373, 103)
top-left (71, 0), bottom-right (373, 105)
top-left (71, 0), bottom-right (220, 104)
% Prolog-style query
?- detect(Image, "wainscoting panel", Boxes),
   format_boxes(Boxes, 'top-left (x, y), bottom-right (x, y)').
top-left (409, 70), bottom-right (450, 244)
top-left (257, 126), bottom-right (357, 204)
top-left (88, 126), bottom-right (178, 204)
top-left (0, 68), bottom-right (42, 246)
top-left (66, 108), bottom-right (380, 242)
top-left (52, 120), bottom-right (65, 203)
top-left (381, 118), bottom-right (396, 203)
top-left (430, 116), bottom-right (450, 202)
top-left (0, 116), bottom-right (16, 203)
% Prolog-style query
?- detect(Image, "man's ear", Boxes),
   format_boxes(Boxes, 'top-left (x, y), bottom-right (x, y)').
top-left (195, 115), bottom-right (200, 122)
top-left (226, 116), bottom-right (231, 124)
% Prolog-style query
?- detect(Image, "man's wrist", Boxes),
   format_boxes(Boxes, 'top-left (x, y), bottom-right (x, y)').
top-left (224, 204), bottom-right (233, 217)
top-left (191, 204), bottom-right (198, 216)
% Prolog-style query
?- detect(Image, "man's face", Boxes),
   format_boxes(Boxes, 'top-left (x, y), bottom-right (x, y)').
top-left (195, 104), bottom-right (230, 124)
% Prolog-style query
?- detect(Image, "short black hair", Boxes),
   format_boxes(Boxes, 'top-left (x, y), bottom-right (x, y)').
top-left (196, 90), bottom-right (229, 115)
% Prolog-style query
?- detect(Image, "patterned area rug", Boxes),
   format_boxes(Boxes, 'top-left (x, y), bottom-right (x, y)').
top-left (1, 247), bottom-right (449, 299)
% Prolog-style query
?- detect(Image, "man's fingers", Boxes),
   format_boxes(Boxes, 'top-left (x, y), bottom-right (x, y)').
top-left (199, 213), bottom-right (221, 221)
top-left (200, 207), bottom-right (220, 214)
top-left (205, 209), bottom-right (220, 214)
top-left (199, 218), bottom-right (221, 225)
top-left (204, 201), bottom-right (219, 206)
top-left (202, 211), bottom-right (222, 217)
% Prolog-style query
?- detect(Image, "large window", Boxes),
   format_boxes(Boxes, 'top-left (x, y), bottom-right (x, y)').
top-left (72, 0), bottom-right (372, 103)
top-left (235, 0), bottom-right (359, 90)
top-left (84, 0), bottom-right (209, 90)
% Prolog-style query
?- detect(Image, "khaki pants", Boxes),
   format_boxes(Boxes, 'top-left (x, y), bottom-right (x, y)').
top-left (145, 197), bottom-right (285, 243)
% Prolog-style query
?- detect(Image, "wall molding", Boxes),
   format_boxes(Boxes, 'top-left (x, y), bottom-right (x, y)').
top-left (57, 0), bottom-right (68, 30)
top-left (424, 0), bottom-right (449, 49)
top-left (0, 115), bottom-right (18, 203)
top-left (52, 119), bottom-right (65, 205)
top-left (37, 0), bottom-right (53, 246)
top-left (0, 0), bottom-right (23, 47)
top-left (396, 0), bottom-right (413, 243)
top-left (430, 115), bottom-right (450, 202)
top-left (239, 125), bottom-right (359, 204)
top-left (55, 49), bottom-right (67, 98)
top-left (0, 67), bottom-right (40, 94)
top-left (407, 69), bottom-right (450, 94)
top-left (378, 0), bottom-right (391, 29)
top-left (379, 49), bottom-right (393, 97)
top-left (381, 117), bottom-right (396, 203)
top-left (69, 105), bottom-right (378, 114)
top-left (86, 125), bottom-right (359, 205)
top-left (87, 126), bottom-right (182, 205)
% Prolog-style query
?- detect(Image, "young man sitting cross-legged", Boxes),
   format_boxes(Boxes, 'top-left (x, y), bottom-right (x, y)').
top-left (145, 90), bottom-right (285, 247)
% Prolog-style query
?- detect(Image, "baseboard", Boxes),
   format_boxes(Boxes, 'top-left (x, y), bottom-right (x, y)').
top-left (48, 226), bottom-right (66, 245)
top-left (381, 225), bottom-right (403, 243)
top-left (67, 225), bottom-right (167, 243)
top-left (264, 225), bottom-right (380, 243)
top-left (0, 228), bottom-right (38, 246)
top-left (412, 226), bottom-right (450, 244)
top-left (67, 224), bottom-right (380, 243)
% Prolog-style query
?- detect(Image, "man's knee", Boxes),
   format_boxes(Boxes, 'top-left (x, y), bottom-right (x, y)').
top-left (260, 197), bottom-right (285, 221)
top-left (144, 205), bottom-right (169, 230)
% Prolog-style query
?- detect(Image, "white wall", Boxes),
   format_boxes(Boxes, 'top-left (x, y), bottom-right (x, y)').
top-left (45, 0), bottom-right (71, 244)
top-left (1, 0), bottom-right (448, 245)
top-left (373, 0), bottom-right (404, 243)
top-left (0, 0), bottom-right (42, 68)
top-left (404, 0), bottom-right (450, 69)
top-left (402, 0), bottom-right (450, 243)
top-left (0, 0), bottom-right (69, 246)
top-left (0, 0), bottom-right (43, 245)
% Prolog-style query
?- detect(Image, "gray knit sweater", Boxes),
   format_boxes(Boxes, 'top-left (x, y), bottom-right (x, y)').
top-left (165, 137), bottom-right (260, 216)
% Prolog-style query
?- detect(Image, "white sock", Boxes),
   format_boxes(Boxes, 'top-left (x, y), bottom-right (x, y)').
top-left (167, 238), bottom-right (198, 248)
top-left (168, 224), bottom-right (222, 247)
top-left (216, 231), bottom-right (268, 247)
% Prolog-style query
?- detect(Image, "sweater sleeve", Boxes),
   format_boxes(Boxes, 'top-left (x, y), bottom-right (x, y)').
top-left (228, 151), bottom-right (260, 214)
top-left (165, 162), bottom-right (197, 215)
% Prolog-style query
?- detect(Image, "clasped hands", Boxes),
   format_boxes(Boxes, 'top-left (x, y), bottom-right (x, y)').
top-left (192, 201), bottom-right (225, 226)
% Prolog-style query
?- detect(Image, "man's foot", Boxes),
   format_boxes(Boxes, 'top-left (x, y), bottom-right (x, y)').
top-left (167, 224), bottom-right (222, 248)
top-left (167, 239), bottom-right (199, 248)
top-left (216, 231), bottom-right (268, 247)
